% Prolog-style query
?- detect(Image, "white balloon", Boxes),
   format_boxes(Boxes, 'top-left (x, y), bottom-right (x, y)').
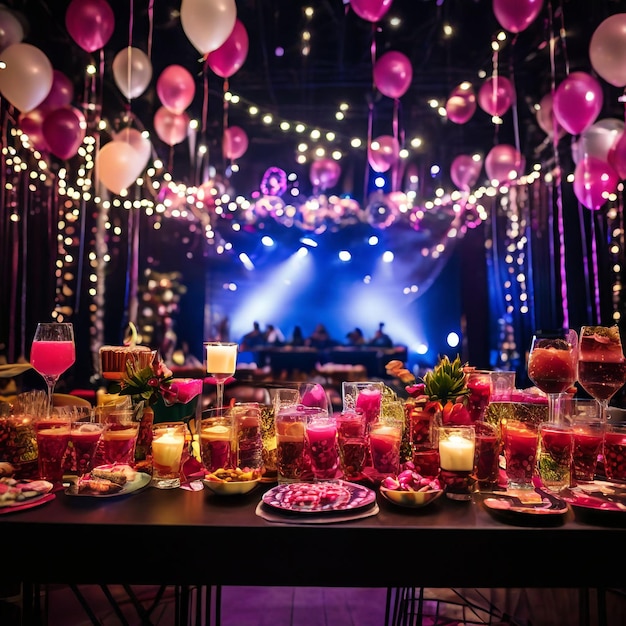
top-left (571, 118), bottom-right (624, 164)
top-left (112, 47), bottom-right (152, 100)
top-left (0, 43), bottom-right (52, 112)
top-left (180, 0), bottom-right (237, 55)
top-left (113, 127), bottom-right (152, 173)
top-left (96, 141), bottom-right (142, 194)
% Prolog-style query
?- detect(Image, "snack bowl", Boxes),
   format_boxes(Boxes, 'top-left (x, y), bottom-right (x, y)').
top-left (379, 486), bottom-right (443, 509)
top-left (202, 468), bottom-right (262, 496)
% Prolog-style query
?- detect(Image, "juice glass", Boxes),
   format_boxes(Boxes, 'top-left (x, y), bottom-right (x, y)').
top-left (274, 405), bottom-right (310, 483)
top-left (501, 419), bottom-right (539, 489)
top-left (473, 421), bottom-right (501, 491)
top-left (369, 420), bottom-right (401, 477)
top-left (537, 422), bottom-right (574, 492)
top-left (305, 411), bottom-right (338, 480)
top-left (34, 416), bottom-right (71, 484)
top-left (466, 370), bottom-right (492, 422)
top-left (232, 403), bottom-right (264, 471)
top-left (99, 408), bottom-right (139, 466)
top-left (336, 409), bottom-right (368, 479)
top-left (70, 421), bottom-right (105, 475)
top-left (151, 422), bottom-right (186, 489)
top-left (603, 424), bottom-right (626, 483)
top-left (199, 410), bottom-right (234, 473)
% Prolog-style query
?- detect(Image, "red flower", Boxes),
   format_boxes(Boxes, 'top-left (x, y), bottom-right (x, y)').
top-left (441, 399), bottom-right (472, 425)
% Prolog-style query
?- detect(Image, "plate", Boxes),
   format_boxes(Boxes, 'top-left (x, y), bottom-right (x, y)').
top-left (0, 478), bottom-right (55, 514)
top-left (65, 471), bottom-right (151, 498)
top-left (262, 480), bottom-right (376, 514)
top-left (481, 487), bottom-right (569, 526)
top-left (379, 486), bottom-right (443, 509)
top-left (202, 477), bottom-right (261, 496)
top-left (560, 482), bottom-right (626, 525)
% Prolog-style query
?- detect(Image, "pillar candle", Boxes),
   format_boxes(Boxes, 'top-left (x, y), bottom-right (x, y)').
top-left (439, 434), bottom-right (475, 471)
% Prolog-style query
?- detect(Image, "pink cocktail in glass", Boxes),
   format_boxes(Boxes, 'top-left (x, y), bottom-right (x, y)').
top-left (466, 371), bottom-right (491, 422)
top-left (305, 415), bottom-right (338, 480)
top-left (70, 422), bottom-right (104, 475)
top-left (502, 420), bottom-right (539, 489)
top-left (30, 341), bottom-right (76, 378)
top-left (35, 418), bottom-right (71, 484)
top-left (369, 422), bottom-right (401, 476)
top-left (101, 423), bottom-right (139, 465)
top-left (356, 387), bottom-right (382, 425)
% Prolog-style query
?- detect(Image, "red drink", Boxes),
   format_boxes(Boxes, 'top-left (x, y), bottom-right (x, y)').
top-left (356, 388), bottom-right (382, 425)
top-left (578, 361), bottom-right (626, 401)
top-left (200, 422), bottom-right (233, 472)
top-left (70, 423), bottom-right (104, 475)
top-left (603, 427), bottom-right (626, 482)
top-left (466, 372), bottom-right (491, 422)
top-left (474, 421), bottom-right (500, 489)
top-left (527, 346), bottom-right (576, 394)
top-left (35, 418), bottom-right (71, 483)
top-left (337, 411), bottom-right (368, 478)
top-left (572, 425), bottom-right (604, 483)
top-left (305, 417), bottom-right (338, 480)
top-left (369, 423), bottom-right (401, 476)
top-left (30, 340), bottom-right (76, 377)
top-left (101, 424), bottom-right (139, 465)
top-left (502, 420), bottom-right (539, 489)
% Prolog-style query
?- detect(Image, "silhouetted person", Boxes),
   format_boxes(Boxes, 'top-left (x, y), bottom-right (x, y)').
top-left (346, 327), bottom-right (366, 346)
top-left (369, 322), bottom-right (393, 348)
top-left (241, 322), bottom-right (265, 351)
top-left (265, 324), bottom-right (285, 345)
top-left (307, 323), bottom-right (335, 349)
top-left (291, 326), bottom-right (305, 346)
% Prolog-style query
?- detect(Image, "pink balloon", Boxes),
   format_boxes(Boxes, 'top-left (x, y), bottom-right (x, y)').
top-left (154, 107), bottom-right (190, 146)
top-left (65, 0), bottom-right (114, 53)
top-left (368, 135), bottom-right (399, 173)
top-left (446, 83), bottom-right (476, 125)
top-left (485, 144), bottom-right (525, 183)
top-left (157, 65), bottom-right (195, 114)
top-left (573, 156), bottom-right (619, 211)
top-left (478, 76), bottom-right (515, 116)
top-left (492, 0), bottom-right (544, 33)
top-left (450, 154), bottom-right (483, 190)
top-left (609, 132), bottom-right (626, 180)
top-left (309, 158), bottom-right (341, 190)
top-left (590, 14), bottom-right (626, 88)
top-left (96, 141), bottom-right (142, 194)
top-left (0, 6), bottom-right (24, 53)
top-left (373, 51), bottom-right (413, 99)
top-left (42, 106), bottom-right (86, 160)
top-left (18, 107), bottom-right (51, 151)
top-left (41, 70), bottom-right (74, 110)
top-left (350, 0), bottom-right (394, 23)
top-left (223, 125), bottom-right (249, 159)
top-left (553, 71), bottom-right (603, 136)
top-left (536, 92), bottom-right (564, 138)
top-left (206, 19), bottom-right (249, 79)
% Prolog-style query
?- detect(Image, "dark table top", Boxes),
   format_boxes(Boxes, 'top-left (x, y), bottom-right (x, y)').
top-left (2, 481), bottom-right (625, 589)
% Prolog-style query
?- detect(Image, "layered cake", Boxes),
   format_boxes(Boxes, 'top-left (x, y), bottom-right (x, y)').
top-left (99, 345), bottom-right (155, 380)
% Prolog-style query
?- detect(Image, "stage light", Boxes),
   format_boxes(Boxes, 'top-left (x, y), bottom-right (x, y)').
top-left (382, 251), bottom-right (394, 263)
top-left (300, 237), bottom-right (317, 247)
top-left (447, 332), bottom-right (460, 348)
top-left (261, 236), bottom-right (275, 247)
top-left (339, 250), bottom-right (351, 262)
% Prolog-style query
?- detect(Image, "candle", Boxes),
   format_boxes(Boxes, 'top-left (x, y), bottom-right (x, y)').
top-left (205, 343), bottom-right (238, 375)
top-left (439, 434), bottom-right (475, 471)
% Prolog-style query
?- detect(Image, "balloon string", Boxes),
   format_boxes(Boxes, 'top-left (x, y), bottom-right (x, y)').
top-left (391, 98), bottom-right (399, 192)
top-left (364, 22), bottom-right (377, 201)
top-left (223, 78), bottom-right (230, 169)
top-left (491, 47), bottom-right (499, 145)
top-left (126, 0), bottom-right (135, 106)
top-left (590, 214), bottom-right (601, 321)
top-left (202, 62), bottom-right (209, 135)
top-left (147, 0), bottom-right (155, 59)
top-left (508, 38), bottom-right (521, 155)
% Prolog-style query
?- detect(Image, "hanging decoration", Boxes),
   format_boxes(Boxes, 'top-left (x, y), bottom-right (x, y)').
top-left (492, 0), bottom-right (544, 34)
top-left (589, 13), bottom-right (626, 88)
top-left (180, 0), bottom-right (237, 56)
top-left (65, 0), bottom-right (115, 53)
top-left (552, 71), bottom-right (603, 136)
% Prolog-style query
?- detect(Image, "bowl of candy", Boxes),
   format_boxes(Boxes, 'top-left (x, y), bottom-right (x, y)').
top-left (379, 468), bottom-right (443, 508)
top-left (203, 467), bottom-right (262, 496)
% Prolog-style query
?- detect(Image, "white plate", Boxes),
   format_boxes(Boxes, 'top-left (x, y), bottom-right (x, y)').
top-left (66, 471), bottom-right (151, 498)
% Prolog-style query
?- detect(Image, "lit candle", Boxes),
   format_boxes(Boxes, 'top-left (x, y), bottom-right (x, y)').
top-left (205, 344), bottom-right (238, 375)
top-left (439, 434), bottom-right (475, 471)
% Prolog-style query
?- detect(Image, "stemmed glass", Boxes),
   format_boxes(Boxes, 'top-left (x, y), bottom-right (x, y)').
top-left (30, 322), bottom-right (76, 417)
top-left (578, 325), bottom-right (626, 423)
top-left (204, 341), bottom-right (238, 414)
top-left (527, 328), bottom-right (578, 423)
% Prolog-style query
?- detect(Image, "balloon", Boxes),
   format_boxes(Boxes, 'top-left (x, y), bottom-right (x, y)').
top-left (552, 71), bottom-right (603, 136)
top-left (153, 107), bottom-right (190, 146)
top-left (180, 0), bottom-right (237, 56)
top-left (18, 107), bottom-right (51, 152)
top-left (450, 154), bottom-right (483, 190)
top-left (65, 0), bottom-right (114, 53)
top-left (156, 65), bottom-right (195, 114)
top-left (492, 0), bottom-right (544, 33)
top-left (572, 118), bottom-right (624, 165)
top-left (0, 43), bottom-right (53, 112)
top-left (41, 70), bottom-right (74, 110)
top-left (589, 14), bottom-right (626, 88)
top-left (373, 51), bottom-right (413, 99)
top-left (222, 125), bottom-right (248, 159)
top-left (206, 19), bottom-right (249, 78)
top-left (112, 127), bottom-right (153, 173)
top-left (609, 131), bottom-right (626, 180)
top-left (446, 83), bottom-right (476, 125)
top-left (350, 0), bottom-right (394, 23)
top-left (485, 144), bottom-right (525, 183)
top-left (113, 47), bottom-right (153, 100)
top-left (0, 6), bottom-right (24, 52)
top-left (573, 156), bottom-right (619, 211)
top-left (535, 92), bottom-right (564, 139)
top-left (309, 158), bottom-right (341, 190)
top-left (42, 105), bottom-right (86, 160)
top-left (368, 135), bottom-right (399, 173)
top-left (96, 141), bottom-right (143, 194)
top-left (477, 76), bottom-right (515, 116)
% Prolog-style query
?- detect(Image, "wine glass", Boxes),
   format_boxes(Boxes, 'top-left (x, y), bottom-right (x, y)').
top-left (578, 325), bottom-right (626, 423)
top-left (204, 341), bottom-right (238, 413)
top-left (30, 322), bottom-right (76, 417)
top-left (527, 328), bottom-right (578, 423)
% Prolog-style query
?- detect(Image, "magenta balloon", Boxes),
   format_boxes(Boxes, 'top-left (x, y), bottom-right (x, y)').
top-left (477, 76), bottom-right (515, 116)
top-left (492, 0), bottom-right (544, 33)
top-left (0, 7), bottom-right (24, 52)
top-left (18, 107), bottom-right (51, 152)
top-left (450, 154), bottom-right (482, 190)
top-left (42, 106), bottom-right (86, 160)
top-left (590, 14), bottom-right (626, 88)
top-left (309, 158), bottom-right (341, 190)
top-left (373, 51), bottom-right (413, 99)
top-left (552, 71), bottom-right (603, 136)
top-left (156, 65), bottom-right (195, 114)
top-left (368, 135), bottom-right (399, 173)
top-left (223, 125), bottom-right (249, 159)
top-left (485, 144), bottom-right (524, 183)
top-left (206, 19), bottom-right (249, 79)
top-left (65, 0), bottom-right (114, 53)
top-left (41, 70), bottom-right (74, 110)
top-left (350, 0), bottom-right (394, 22)
top-left (573, 156), bottom-right (619, 211)
top-left (153, 107), bottom-right (190, 146)
top-left (446, 84), bottom-right (476, 125)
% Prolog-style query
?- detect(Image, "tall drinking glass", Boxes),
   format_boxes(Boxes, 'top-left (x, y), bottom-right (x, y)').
top-left (578, 325), bottom-right (626, 424)
top-left (30, 322), bottom-right (76, 417)
top-left (204, 342), bottom-right (238, 413)
top-left (527, 329), bottom-right (578, 423)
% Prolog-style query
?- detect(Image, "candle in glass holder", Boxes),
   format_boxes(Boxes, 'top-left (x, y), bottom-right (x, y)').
top-left (438, 425), bottom-right (476, 500)
top-left (439, 434), bottom-right (475, 471)
top-left (205, 343), bottom-right (238, 377)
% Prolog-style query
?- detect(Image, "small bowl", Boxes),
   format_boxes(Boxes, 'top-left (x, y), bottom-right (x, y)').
top-left (379, 486), bottom-right (443, 509)
top-left (202, 477), bottom-right (261, 496)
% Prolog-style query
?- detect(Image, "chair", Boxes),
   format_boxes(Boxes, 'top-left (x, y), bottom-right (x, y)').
top-left (52, 393), bottom-right (93, 408)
